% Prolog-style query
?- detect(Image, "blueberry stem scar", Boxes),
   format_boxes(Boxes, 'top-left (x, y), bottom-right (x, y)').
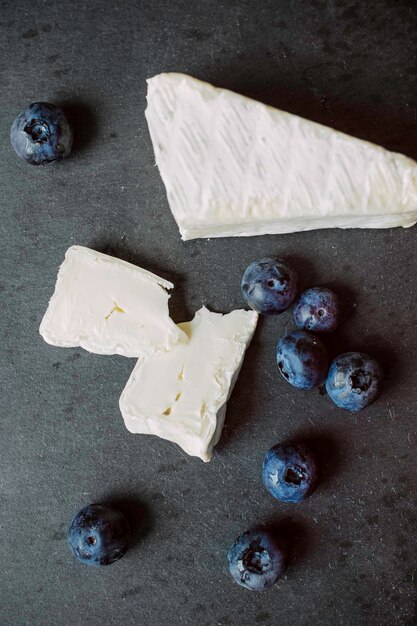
top-left (350, 370), bottom-right (372, 392)
top-left (284, 466), bottom-right (306, 485)
top-left (241, 544), bottom-right (270, 575)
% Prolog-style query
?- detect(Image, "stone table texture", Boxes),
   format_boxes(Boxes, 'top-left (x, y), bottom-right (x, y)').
top-left (1, 1), bottom-right (416, 625)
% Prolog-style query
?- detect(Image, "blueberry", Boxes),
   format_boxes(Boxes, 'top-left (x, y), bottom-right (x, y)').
top-left (227, 528), bottom-right (287, 591)
top-left (10, 102), bottom-right (73, 164)
top-left (276, 330), bottom-right (328, 390)
top-left (262, 442), bottom-right (318, 503)
top-left (326, 352), bottom-right (383, 412)
top-left (241, 257), bottom-right (298, 314)
top-left (293, 287), bottom-right (341, 333)
top-left (68, 503), bottom-right (130, 566)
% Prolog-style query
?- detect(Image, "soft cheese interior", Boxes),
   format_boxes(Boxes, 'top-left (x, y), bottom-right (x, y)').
top-left (39, 246), bottom-right (187, 358)
top-left (146, 73), bottom-right (417, 240)
top-left (119, 307), bottom-right (258, 461)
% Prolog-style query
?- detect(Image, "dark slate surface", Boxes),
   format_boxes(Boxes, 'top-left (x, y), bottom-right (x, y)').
top-left (1, 1), bottom-right (416, 624)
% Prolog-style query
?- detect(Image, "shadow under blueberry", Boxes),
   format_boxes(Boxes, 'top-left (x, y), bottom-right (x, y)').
top-left (58, 100), bottom-right (98, 154)
top-left (285, 429), bottom-right (344, 493)
top-left (284, 254), bottom-right (320, 293)
top-left (354, 336), bottom-right (403, 395)
top-left (103, 496), bottom-right (153, 550)
top-left (91, 238), bottom-right (192, 323)
top-left (258, 515), bottom-right (313, 573)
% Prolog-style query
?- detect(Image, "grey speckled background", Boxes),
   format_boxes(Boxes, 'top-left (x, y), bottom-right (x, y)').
top-left (1, 1), bottom-right (416, 625)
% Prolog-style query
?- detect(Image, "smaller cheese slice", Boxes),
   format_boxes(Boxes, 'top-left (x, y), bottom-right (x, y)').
top-left (119, 307), bottom-right (258, 461)
top-left (39, 246), bottom-right (187, 358)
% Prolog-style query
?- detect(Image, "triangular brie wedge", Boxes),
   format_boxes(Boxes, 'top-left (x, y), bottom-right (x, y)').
top-left (146, 73), bottom-right (417, 240)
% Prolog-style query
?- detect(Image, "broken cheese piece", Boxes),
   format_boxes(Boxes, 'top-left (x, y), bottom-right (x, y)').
top-left (119, 307), bottom-right (258, 461)
top-left (39, 246), bottom-right (187, 358)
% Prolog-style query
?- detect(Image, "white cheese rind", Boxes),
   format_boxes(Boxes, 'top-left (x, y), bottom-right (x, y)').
top-left (119, 307), bottom-right (258, 462)
top-left (39, 246), bottom-right (187, 358)
top-left (145, 73), bottom-right (417, 240)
